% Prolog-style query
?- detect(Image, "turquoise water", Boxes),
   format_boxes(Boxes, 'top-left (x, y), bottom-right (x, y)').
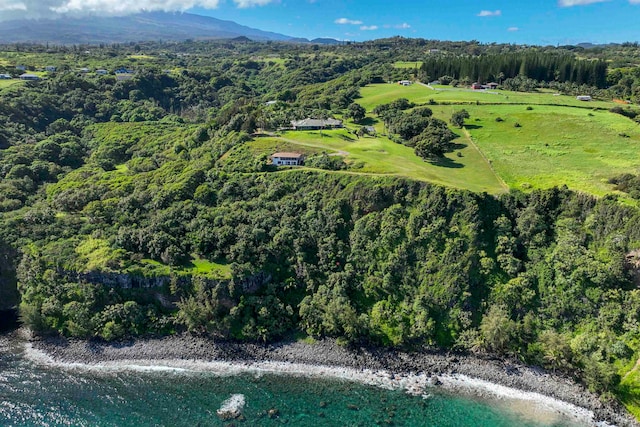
top-left (0, 338), bottom-right (588, 427)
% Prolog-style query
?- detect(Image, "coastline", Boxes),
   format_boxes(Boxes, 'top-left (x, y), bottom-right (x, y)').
top-left (19, 331), bottom-right (639, 427)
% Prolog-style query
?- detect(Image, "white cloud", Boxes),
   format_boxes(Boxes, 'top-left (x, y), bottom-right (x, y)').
top-left (507, 26), bottom-right (519, 31)
top-left (558, 0), bottom-right (609, 6)
top-left (360, 25), bottom-right (378, 30)
top-left (477, 9), bottom-right (501, 16)
top-left (234, 0), bottom-right (275, 8)
top-left (335, 17), bottom-right (363, 25)
top-left (395, 22), bottom-right (410, 29)
top-left (0, 1), bottom-right (26, 10)
top-left (0, 0), bottom-right (277, 20)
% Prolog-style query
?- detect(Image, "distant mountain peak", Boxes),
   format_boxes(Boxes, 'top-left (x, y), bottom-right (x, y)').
top-left (0, 12), bottom-right (295, 44)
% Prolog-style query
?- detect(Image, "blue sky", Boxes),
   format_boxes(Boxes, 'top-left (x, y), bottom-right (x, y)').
top-left (0, 0), bottom-right (638, 44)
top-left (191, 0), bottom-right (640, 44)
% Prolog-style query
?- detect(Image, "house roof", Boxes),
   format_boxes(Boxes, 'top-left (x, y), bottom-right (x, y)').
top-left (272, 152), bottom-right (304, 158)
top-left (291, 118), bottom-right (342, 127)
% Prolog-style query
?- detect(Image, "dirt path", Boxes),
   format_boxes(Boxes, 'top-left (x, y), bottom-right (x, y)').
top-left (462, 127), bottom-right (509, 193)
top-left (623, 357), bottom-right (640, 382)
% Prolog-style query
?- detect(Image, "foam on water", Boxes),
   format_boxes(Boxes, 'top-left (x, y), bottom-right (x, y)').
top-left (23, 342), bottom-right (606, 426)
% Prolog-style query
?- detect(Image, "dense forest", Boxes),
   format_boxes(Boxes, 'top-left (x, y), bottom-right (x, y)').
top-left (1, 38), bottom-right (640, 408)
top-left (419, 51), bottom-right (609, 88)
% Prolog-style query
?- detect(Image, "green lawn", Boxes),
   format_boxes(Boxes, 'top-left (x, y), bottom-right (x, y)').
top-left (394, 61), bottom-right (423, 69)
top-left (247, 129), bottom-right (507, 194)
top-left (358, 83), bottom-right (617, 111)
top-left (430, 104), bottom-right (640, 196)
top-left (0, 80), bottom-right (21, 90)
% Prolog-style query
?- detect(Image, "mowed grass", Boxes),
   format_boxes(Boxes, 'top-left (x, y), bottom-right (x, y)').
top-left (358, 83), bottom-right (617, 111)
top-left (394, 61), bottom-right (423, 69)
top-left (430, 104), bottom-right (640, 195)
top-left (251, 129), bottom-right (507, 194)
top-left (0, 80), bottom-right (21, 90)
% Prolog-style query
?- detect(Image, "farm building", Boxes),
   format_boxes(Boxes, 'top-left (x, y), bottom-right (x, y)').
top-left (96, 69), bottom-right (109, 75)
top-left (291, 118), bottom-right (343, 130)
top-left (0, 74), bottom-right (12, 79)
top-left (15, 65), bottom-right (26, 71)
top-left (486, 82), bottom-right (499, 89)
top-left (576, 95), bottom-right (592, 101)
top-left (471, 83), bottom-right (483, 90)
top-left (19, 74), bottom-right (40, 81)
top-left (272, 152), bottom-right (304, 166)
top-left (398, 80), bottom-right (412, 86)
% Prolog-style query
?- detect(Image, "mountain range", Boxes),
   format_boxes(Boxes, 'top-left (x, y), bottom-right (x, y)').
top-left (0, 12), bottom-right (340, 45)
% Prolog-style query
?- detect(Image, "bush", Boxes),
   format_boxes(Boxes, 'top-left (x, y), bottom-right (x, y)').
top-left (514, 122), bottom-right (522, 128)
top-left (526, 106), bottom-right (533, 111)
top-left (495, 117), bottom-right (504, 122)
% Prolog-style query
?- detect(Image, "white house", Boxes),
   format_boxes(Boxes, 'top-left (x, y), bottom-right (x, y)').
top-left (0, 74), bottom-right (12, 79)
top-left (291, 118), bottom-right (343, 130)
top-left (19, 74), bottom-right (40, 81)
top-left (272, 152), bottom-right (304, 166)
top-left (576, 95), bottom-right (592, 101)
top-left (398, 80), bottom-right (412, 86)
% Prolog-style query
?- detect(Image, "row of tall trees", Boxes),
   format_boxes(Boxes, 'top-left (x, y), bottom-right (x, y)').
top-left (420, 51), bottom-right (608, 88)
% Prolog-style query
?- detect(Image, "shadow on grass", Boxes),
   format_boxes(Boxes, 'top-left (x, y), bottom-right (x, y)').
top-left (428, 156), bottom-right (464, 169)
top-left (358, 117), bottom-right (379, 126)
top-left (339, 133), bottom-right (357, 142)
top-left (464, 124), bottom-right (483, 130)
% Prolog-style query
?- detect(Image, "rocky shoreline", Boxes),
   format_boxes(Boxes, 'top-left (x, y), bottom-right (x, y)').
top-left (24, 331), bottom-right (639, 427)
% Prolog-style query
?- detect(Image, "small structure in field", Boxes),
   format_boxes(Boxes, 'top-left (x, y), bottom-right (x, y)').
top-left (96, 69), bottom-right (109, 75)
top-left (45, 66), bottom-right (57, 72)
top-left (272, 152), bottom-right (305, 166)
top-left (487, 82), bottom-right (499, 89)
top-left (398, 80), bottom-right (412, 86)
top-left (576, 95), bottom-right (592, 101)
top-left (471, 83), bottom-right (483, 90)
top-left (19, 73), bottom-right (40, 81)
top-left (291, 118), bottom-right (343, 130)
top-left (0, 74), bottom-right (12, 79)
top-left (15, 65), bottom-right (26, 71)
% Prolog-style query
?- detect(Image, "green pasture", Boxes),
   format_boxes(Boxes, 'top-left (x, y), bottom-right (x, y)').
top-left (140, 257), bottom-right (232, 278)
top-left (430, 104), bottom-right (640, 195)
top-left (358, 83), bottom-right (617, 111)
top-left (394, 61), bottom-right (423, 69)
top-left (0, 80), bottom-right (21, 90)
top-left (244, 129), bottom-right (507, 194)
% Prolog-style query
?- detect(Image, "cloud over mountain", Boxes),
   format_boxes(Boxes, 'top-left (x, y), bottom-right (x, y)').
top-left (0, 0), bottom-right (275, 20)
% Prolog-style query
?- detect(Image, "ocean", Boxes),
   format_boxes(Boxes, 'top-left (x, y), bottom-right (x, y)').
top-left (0, 335), bottom-right (590, 427)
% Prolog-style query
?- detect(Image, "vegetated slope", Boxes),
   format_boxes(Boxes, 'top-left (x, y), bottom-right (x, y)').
top-left (0, 12), bottom-right (294, 44)
top-left (1, 39), bottom-right (640, 417)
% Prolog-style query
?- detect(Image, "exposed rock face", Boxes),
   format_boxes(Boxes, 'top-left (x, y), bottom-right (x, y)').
top-left (60, 269), bottom-right (272, 292)
top-left (627, 249), bottom-right (640, 287)
top-left (0, 244), bottom-right (19, 310)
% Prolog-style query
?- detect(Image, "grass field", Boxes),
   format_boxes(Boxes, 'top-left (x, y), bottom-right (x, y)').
top-left (356, 83), bottom-right (640, 197)
top-left (429, 104), bottom-right (640, 195)
top-left (394, 61), bottom-right (423, 69)
top-left (238, 129), bottom-right (507, 194)
top-left (358, 83), bottom-right (617, 111)
top-left (0, 80), bottom-right (21, 90)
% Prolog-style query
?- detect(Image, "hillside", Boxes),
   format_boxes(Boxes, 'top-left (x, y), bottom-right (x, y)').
top-left (1, 40), bottom-right (640, 419)
top-left (0, 12), bottom-right (295, 44)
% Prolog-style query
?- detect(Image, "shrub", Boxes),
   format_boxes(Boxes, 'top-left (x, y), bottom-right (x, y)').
top-left (495, 117), bottom-right (504, 122)
top-left (526, 106), bottom-right (533, 111)
top-left (514, 122), bottom-right (522, 128)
